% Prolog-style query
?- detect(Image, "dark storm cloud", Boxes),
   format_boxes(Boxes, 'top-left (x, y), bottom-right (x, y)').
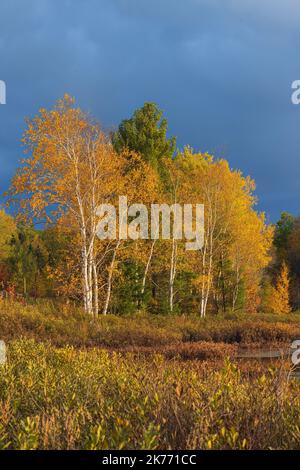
top-left (1, 0), bottom-right (300, 220)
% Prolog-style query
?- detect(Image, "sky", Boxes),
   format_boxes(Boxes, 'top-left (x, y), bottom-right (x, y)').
top-left (1, 0), bottom-right (300, 222)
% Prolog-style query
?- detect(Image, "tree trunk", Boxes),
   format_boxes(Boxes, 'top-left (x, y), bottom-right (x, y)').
top-left (141, 240), bottom-right (156, 297)
top-left (169, 238), bottom-right (177, 313)
top-left (232, 265), bottom-right (240, 312)
top-left (103, 240), bottom-right (120, 315)
top-left (82, 245), bottom-right (93, 315)
top-left (93, 258), bottom-right (99, 318)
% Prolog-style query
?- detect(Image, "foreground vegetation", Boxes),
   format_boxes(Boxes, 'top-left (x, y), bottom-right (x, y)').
top-left (0, 302), bottom-right (299, 449)
top-left (0, 338), bottom-right (298, 450)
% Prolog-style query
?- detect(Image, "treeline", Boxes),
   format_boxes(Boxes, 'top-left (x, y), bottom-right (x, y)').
top-left (0, 95), bottom-right (292, 316)
top-left (260, 212), bottom-right (300, 313)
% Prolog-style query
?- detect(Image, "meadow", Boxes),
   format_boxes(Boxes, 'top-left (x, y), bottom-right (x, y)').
top-left (0, 300), bottom-right (300, 449)
top-left (0, 338), bottom-right (299, 450)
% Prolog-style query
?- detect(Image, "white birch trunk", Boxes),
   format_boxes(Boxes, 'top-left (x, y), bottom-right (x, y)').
top-left (169, 238), bottom-right (177, 313)
top-left (141, 240), bottom-right (156, 296)
top-left (103, 240), bottom-right (120, 316)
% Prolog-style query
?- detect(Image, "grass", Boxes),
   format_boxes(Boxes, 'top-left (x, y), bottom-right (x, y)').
top-left (0, 338), bottom-right (298, 450)
top-left (1, 300), bottom-right (300, 449)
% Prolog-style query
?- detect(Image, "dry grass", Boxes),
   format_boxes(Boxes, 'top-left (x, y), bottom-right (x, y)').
top-left (1, 301), bottom-right (300, 449)
top-left (0, 338), bottom-right (298, 450)
top-left (0, 299), bottom-right (300, 350)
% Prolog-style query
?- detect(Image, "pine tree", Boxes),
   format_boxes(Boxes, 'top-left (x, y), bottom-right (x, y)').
top-left (112, 102), bottom-right (176, 171)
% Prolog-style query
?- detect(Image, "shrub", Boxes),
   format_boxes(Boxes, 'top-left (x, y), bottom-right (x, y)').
top-left (1, 300), bottom-right (300, 348)
top-left (0, 339), bottom-right (298, 450)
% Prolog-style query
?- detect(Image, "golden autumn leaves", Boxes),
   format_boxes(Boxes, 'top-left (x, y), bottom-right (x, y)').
top-left (7, 95), bottom-right (275, 316)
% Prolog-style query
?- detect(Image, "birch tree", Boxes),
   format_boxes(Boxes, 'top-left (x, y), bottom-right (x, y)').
top-left (8, 95), bottom-right (126, 315)
top-left (171, 148), bottom-right (272, 317)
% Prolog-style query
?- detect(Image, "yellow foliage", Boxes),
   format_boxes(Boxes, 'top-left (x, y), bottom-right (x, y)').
top-left (268, 262), bottom-right (291, 314)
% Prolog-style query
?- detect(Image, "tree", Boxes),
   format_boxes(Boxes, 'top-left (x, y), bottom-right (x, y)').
top-left (268, 262), bottom-right (291, 314)
top-left (41, 226), bottom-right (82, 300)
top-left (9, 225), bottom-right (48, 297)
top-left (0, 210), bottom-right (16, 259)
top-left (0, 209), bottom-right (16, 289)
top-left (274, 212), bottom-right (296, 256)
top-left (8, 96), bottom-right (160, 315)
top-left (272, 214), bottom-right (300, 309)
top-left (8, 96), bottom-right (127, 315)
top-left (112, 102), bottom-right (176, 171)
top-left (163, 148), bottom-right (272, 316)
top-left (101, 159), bottom-right (160, 315)
top-left (6, 96), bottom-right (273, 317)
top-left (112, 102), bottom-right (176, 308)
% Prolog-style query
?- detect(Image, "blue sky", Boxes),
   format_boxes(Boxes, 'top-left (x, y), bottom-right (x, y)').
top-left (1, 0), bottom-right (300, 221)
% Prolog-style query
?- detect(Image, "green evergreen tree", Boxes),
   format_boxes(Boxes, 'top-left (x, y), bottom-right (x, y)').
top-left (113, 102), bottom-right (176, 171)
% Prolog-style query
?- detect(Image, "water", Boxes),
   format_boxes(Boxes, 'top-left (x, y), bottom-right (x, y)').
top-left (237, 347), bottom-right (300, 379)
top-left (237, 349), bottom-right (290, 359)
top-left (290, 371), bottom-right (300, 379)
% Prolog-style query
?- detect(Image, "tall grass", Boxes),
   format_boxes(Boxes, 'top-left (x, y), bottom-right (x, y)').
top-left (0, 339), bottom-right (298, 450)
top-left (1, 302), bottom-right (300, 449)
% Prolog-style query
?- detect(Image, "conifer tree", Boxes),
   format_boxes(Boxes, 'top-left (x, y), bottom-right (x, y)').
top-left (269, 262), bottom-right (291, 314)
